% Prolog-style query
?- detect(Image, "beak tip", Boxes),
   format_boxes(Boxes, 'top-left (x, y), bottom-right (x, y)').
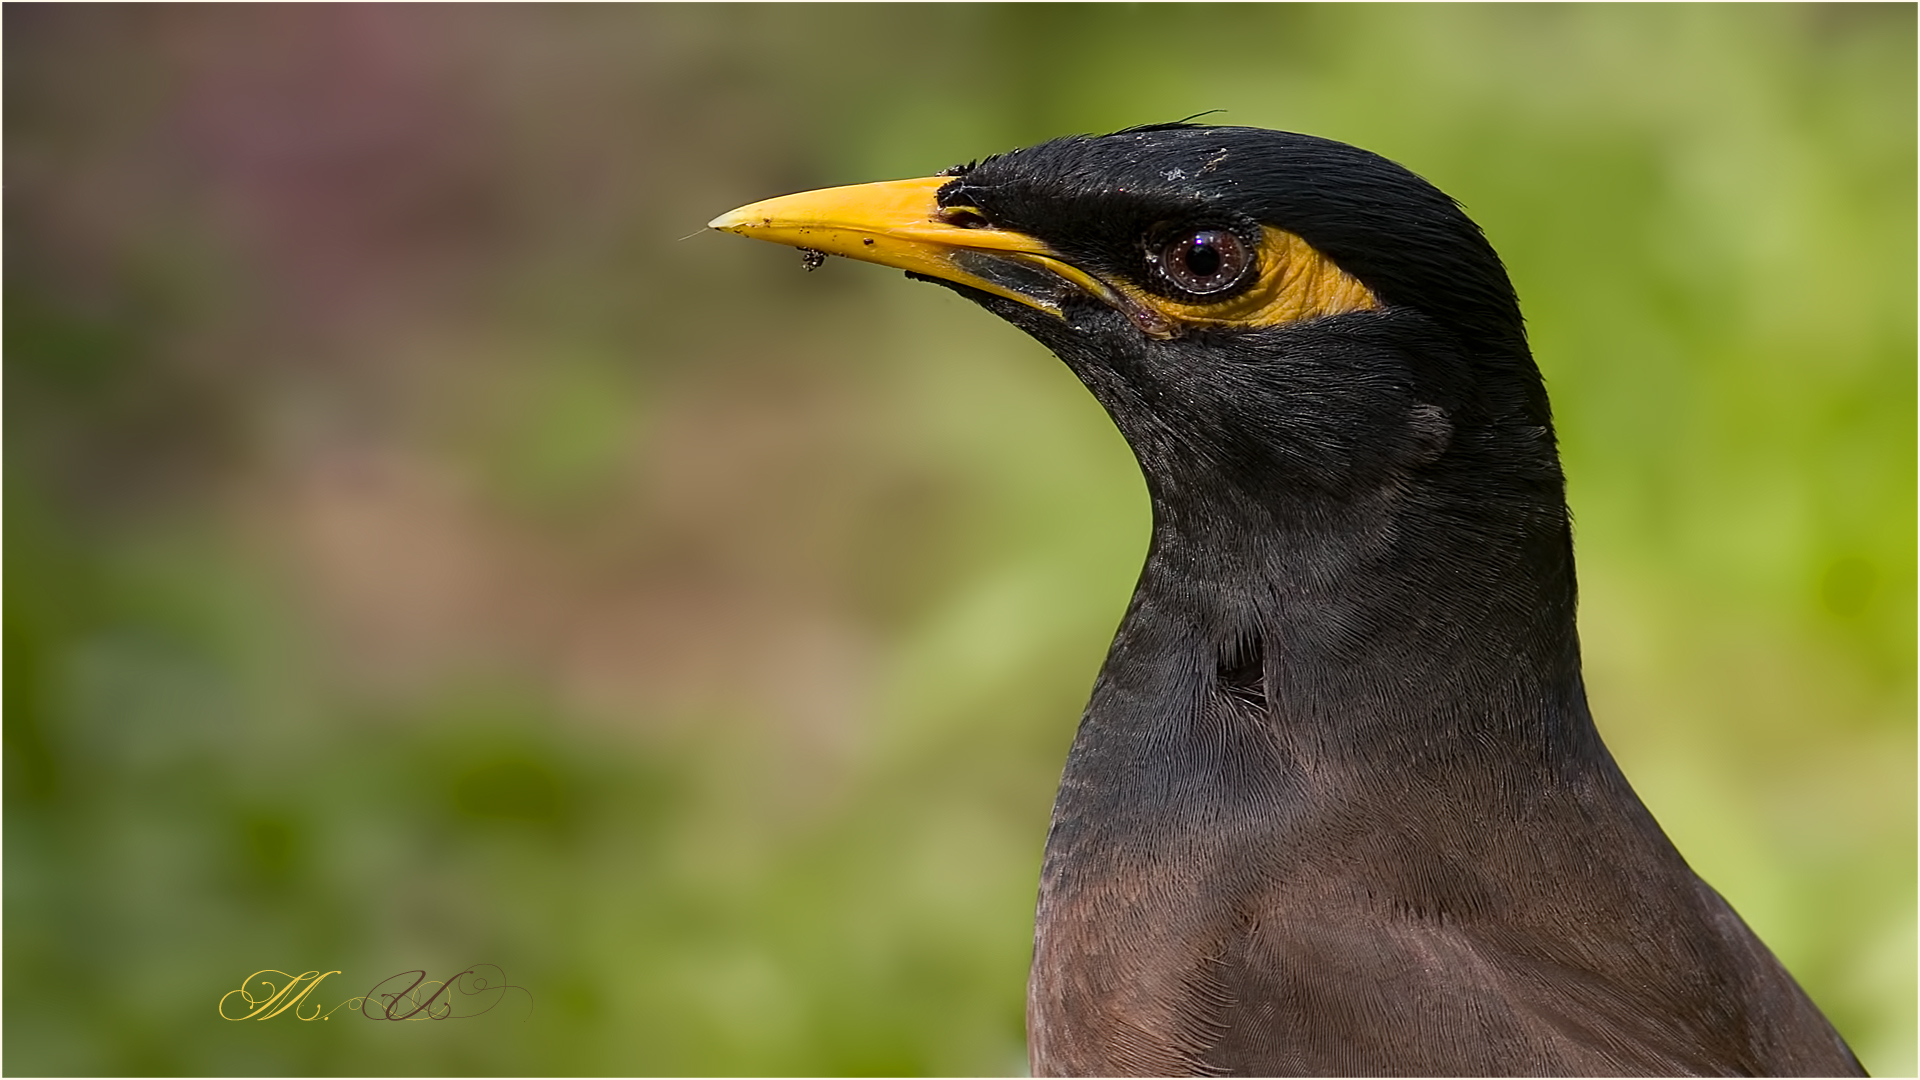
top-left (709, 201), bottom-right (772, 232)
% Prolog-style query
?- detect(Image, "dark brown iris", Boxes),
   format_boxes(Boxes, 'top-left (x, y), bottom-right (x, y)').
top-left (1156, 228), bottom-right (1251, 296)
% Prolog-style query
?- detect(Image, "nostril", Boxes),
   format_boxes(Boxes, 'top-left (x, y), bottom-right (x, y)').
top-left (939, 206), bottom-right (992, 229)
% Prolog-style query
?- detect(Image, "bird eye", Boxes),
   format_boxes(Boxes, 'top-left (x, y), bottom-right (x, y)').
top-left (1155, 228), bottom-right (1252, 296)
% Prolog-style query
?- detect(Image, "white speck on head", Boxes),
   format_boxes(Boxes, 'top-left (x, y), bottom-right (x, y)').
top-left (1163, 167), bottom-right (1187, 181)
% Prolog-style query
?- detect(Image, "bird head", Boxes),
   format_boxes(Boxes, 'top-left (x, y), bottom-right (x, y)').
top-left (710, 123), bottom-right (1574, 622)
top-left (711, 126), bottom-right (1563, 542)
top-left (713, 125), bottom-right (1586, 753)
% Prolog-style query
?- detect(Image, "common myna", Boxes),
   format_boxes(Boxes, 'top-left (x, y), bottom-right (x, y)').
top-left (709, 125), bottom-right (1862, 1077)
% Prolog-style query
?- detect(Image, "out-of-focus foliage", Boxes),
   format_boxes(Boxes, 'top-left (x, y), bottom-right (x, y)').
top-left (6, 5), bottom-right (1911, 1075)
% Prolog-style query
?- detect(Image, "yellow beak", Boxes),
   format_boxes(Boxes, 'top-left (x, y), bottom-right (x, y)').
top-left (708, 176), bottom-right (1168, 334)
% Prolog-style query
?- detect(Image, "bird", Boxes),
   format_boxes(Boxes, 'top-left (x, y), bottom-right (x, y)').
top-left (708, 125), bottom-right (1863, 1077)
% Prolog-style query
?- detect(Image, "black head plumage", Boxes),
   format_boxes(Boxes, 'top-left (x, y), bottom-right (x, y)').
top-left (944, 125), bottom-right (1536, 402)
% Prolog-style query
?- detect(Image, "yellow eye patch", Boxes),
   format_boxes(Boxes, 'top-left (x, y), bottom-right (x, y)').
top-left (1120, 226), bottom-right (1379, 335)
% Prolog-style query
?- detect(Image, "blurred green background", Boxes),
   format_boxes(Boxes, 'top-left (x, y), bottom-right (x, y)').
top-left (6, 4), bottom-right (1913, 1075)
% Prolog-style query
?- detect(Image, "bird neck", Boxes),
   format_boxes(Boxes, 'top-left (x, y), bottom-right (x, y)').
top-left (1024, 308), bottom-right (1597, 768)
top-left (1109, 472), bottom-right (1595, 768)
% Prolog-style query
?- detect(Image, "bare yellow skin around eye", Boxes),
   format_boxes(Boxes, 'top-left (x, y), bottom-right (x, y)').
top-left (1122, 226), bottom-right (1379, 333)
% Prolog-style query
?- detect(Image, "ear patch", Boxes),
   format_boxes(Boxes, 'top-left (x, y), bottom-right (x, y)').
top-left (1405, 404), bottom-right (1453, 467)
